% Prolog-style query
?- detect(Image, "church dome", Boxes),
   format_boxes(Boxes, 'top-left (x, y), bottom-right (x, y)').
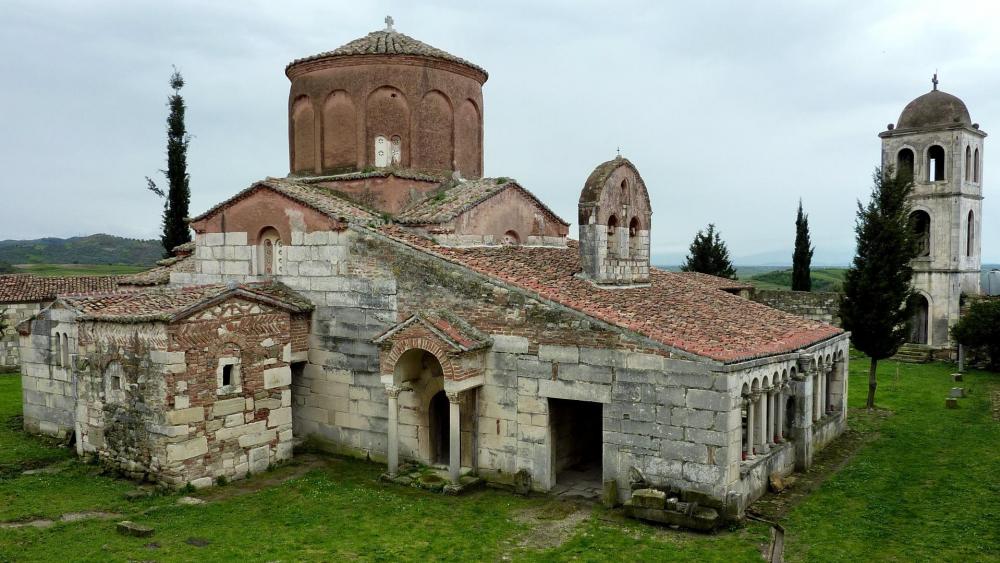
top-left (897, 89), bottom-right (971, 129)
top-left (286, 25), bottom-right (487, 81)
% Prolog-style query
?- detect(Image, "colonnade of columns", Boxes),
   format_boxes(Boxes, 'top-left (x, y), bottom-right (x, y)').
top-left (385, 385), bottom-right (465, 484)
top-left (811, 362), bottom-right (839, 423)
top-left (742, 381), bottom-right (790, 460)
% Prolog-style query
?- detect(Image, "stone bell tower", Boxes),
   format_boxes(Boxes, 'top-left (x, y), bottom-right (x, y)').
top-left (578, 156), bottom-right (652, 286)
top-left (878, 75), bottom-right (985, 348)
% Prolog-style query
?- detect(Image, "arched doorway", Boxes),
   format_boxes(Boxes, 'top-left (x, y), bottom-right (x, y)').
top-left (428, 390), bottom-right (449, 465)
top-left (910, 294), bottom-right (929, 345)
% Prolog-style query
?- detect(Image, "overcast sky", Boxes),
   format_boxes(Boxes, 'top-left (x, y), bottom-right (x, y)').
top-left (2, 0), bottom-right (999, 264)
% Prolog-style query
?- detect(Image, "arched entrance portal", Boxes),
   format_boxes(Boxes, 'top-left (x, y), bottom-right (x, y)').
top-left (910, 294), bottom-right (929, 345)
top-left (428, 390), bottom-right (450, 465)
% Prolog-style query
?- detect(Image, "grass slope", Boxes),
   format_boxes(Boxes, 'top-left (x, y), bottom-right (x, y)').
top-left (0, 234), bottom-right (161, 267)
top-left (746, 268), bottom-right (846, 292)
top-left (0, 359), bottom-right (997, 561)
top-left (10, 264), bottom-right (148, 277)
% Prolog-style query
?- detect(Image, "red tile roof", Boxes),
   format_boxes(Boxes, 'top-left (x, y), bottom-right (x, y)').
top-left (396, 178), bottom-right (568, 227)
top-left (376, 227), bottom-right (841, 363)
top-left (118, 254), bottom-right (194, 287)
top-left (0, 275), bottom-right (120, 304)
top-left (675, 271), bottom-right (754, 292)
top-left (190, 178), bottom-right (380, 225)
top-left (60, 283), bottom-right (313, 323)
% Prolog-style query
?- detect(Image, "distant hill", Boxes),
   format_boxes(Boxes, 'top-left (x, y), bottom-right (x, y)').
top-left (0, 234), bottom-right (162, 267)
top-left (747, 268), bottom-right (846, 292)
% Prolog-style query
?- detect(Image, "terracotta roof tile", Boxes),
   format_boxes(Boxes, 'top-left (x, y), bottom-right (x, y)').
top-left (675, 271), bottom-right (754, 292)
top-left (61, 283), bottom-right (313, 323)
top-left (118, 254), bottom-right (194, 287)
top-left (287, 29), bottom-right (487, 78)
top-left (190, 178), bottom-right (380, 225)
top-left (396, 178), bottom-right (568, 226)
top-left (0, 275), bottom-right (120, 304)
top-left (376, 227), bottom-right (841, 363)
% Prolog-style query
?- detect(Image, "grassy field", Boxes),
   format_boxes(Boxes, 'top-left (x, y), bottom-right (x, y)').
top-left (745, 268), bottom-right (847, 292)
top-left (0, 359), bottom-right (997, 561)
top-left (8, 264), bottom-right (148, 277)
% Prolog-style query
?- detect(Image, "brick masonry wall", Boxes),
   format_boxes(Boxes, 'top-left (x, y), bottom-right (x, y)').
top-left (751, 289), bottom-right (842, 326)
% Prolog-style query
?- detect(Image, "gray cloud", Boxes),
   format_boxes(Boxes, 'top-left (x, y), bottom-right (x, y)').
top-left (1, 0), bottom-right (998, 263)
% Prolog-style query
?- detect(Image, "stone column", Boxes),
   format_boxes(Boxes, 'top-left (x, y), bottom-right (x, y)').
top-left (756, 391), bottom-right (769, 454)
top-left (746, 395), bottom-right (756, 457)
top-left (776, 384), bottom-right (786, 442)
top-left (385, 385), bottom-right (401, 477)
top-left (813, 373), bottom-right (821, 422)
top-left (764, 388), bottom-right (773, 445)
top-left (447, 391), bottom-right (461, 483)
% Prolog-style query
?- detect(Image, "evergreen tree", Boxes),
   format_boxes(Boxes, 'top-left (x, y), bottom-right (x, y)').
top-left (792, 200), bottom-right (814, 291)
top-left (680, 223), bottom-right (737, 279)
top-left (951, 299), bottom-right (1000, 371)
top-left (840, 167), bottom-right (919, 409)
top-left (146, 67), bottom-right (191, 256)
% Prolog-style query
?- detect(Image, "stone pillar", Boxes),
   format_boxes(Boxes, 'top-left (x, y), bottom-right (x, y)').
top-left (813, 373), bottom-right (821, 422)
top-left (385, 385), bottom-right (401, 477)
top-left (756, 391), bottom-right (769, 454)
top-left (746, 395), bottom-right (756, 457)
top-left (447, 391), bottom-right (461, 483)
top-left (776, 384), bottom-right (787, 442)
top-left (792, 359), bottom-right (815, 471)
top-left (766, 388), bottom-right (775, 445)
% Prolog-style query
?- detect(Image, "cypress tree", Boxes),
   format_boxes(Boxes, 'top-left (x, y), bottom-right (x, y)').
top-left (146, 67), bottom-right (192, 256)
top-left (792, 200), bottom-right (814, 291)
top-left (680, 223), bottom-right (737, 279)
top-left (840, 167), bottom-right (919, 409)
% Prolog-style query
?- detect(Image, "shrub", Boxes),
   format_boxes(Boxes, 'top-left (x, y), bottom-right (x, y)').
top-left (952, 298), bottom-right (1000, 370)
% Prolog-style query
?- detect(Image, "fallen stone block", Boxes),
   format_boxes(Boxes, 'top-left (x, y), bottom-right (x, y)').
top-left (949, 387), bottom-right (966, 398)
top-left (631, 488), bottom-right (666, 510)
top-left (769, 474), bottom-right (786, 493)
top-left (946, 397), bottom-right (959, 409)
top-left (177, 496), bottom-right (205, 506)
top-left (117, 521), bottom-right (154, 538)
top-left (602, 479), bottom-right (619, 508)
top-left (951, 373), bottom-right (963, 382)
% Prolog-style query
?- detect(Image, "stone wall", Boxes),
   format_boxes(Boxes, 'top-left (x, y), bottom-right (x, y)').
top-left (18, 304), bottom-right (77, 437)
top-left (1, 302), bottom-right (44, 368)
top-left (751, 290), bottom-right (841, 326)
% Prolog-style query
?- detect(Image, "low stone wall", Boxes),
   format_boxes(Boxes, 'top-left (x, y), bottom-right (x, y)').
top-left (751, 290), bottom-right (841, 327)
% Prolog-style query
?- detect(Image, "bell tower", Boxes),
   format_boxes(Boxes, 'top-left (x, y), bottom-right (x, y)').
top-left (878, 75), bottom-right (985, 347)
top-left (578, 156), bottom-right (652, 286)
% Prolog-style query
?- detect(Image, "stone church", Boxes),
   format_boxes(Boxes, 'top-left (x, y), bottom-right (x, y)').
top-left (16, 20), bottom-right (850, 522)
top-left (879, 76), bottom-right (985, 350)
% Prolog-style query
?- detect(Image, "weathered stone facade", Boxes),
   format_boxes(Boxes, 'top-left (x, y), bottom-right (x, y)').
top-left (18, 21), bottom-right (854, 523)
top-left (18, 285), bottom-right (311, 487)
top-left (751, 289), bottom-right (842, 327)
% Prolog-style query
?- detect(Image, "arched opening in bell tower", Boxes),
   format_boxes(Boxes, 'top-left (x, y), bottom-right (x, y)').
top-left (910, 210), bottom-right (931, 257)
top-left (927, 145), bottom-right (946, 181)
top-left (897, 148), bottom-right (915, 180)
top-left (967, 210), bottom-right (975, 257)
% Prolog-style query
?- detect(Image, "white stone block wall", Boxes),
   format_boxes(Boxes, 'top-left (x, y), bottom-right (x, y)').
top-left (2, 302), bottom-right (44, 368)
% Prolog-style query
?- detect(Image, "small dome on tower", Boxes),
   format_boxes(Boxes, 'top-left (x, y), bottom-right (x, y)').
top-left (897, 89), bottom-right (971, 129)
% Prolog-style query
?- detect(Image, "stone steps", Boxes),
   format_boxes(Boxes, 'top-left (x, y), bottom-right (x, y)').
top-left (894, 344), bottom-right (932, 363)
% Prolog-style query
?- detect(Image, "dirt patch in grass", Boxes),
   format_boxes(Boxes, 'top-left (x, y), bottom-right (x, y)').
top-left (750, 408), bottom-right (891, 521)
top-left (197, 455), bottom-right (330, 503)
top-left (510, 500), bottom-right (592, 550)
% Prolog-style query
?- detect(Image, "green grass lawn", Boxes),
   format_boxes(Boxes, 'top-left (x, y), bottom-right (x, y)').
top-left (0, 359), bottom-right (997, 562)
top-left (10, 264), bottom-right (148, 277)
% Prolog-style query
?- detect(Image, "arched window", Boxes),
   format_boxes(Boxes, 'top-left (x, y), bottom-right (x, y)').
top-left (620, 178), bottom-right (628, 200)
top-left (628, 217), bottom-right (641, 256)
top-left (928, 145), bottom-right (945, 181)
top-left (910, 210), bottom-right (931, 257)
top-left (258, 227), bottom-right (283, 275)
top-left (374, 135), bottom-right (390, 168)
top-left (965, 146), bottom-right (972, 181)
top-left (606, 215), bottom-right (619, 257)
top-left (390, 135), bottom-right (402, 166)
top-left (61, 333), bottom-right (69, 368)
top-left (974, 148), bottom-right (980, 182)
top-left (502, 230), bottom-right (520, 246)
top-left (53, 332), bottom-right (62, 367)
top-left (967, 210), bottom-right (975, 257)
top-left (897, 148), bottom-right (914, 180)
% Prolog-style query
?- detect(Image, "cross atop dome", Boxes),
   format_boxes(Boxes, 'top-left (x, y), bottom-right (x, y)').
top-left (385, 15), bottom-right (394, 31)
top-left (932, 71), bottom-right (938, 91)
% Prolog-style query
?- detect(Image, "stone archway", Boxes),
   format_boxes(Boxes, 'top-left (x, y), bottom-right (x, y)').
top-left (910, 294), bottom-right (929, 345)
